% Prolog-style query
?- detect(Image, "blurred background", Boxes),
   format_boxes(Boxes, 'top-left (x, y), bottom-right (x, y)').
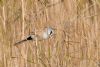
top-left (0, 0), bottom-right (100, 67)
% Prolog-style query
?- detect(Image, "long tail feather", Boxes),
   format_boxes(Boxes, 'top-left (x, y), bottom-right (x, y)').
top-left (14, 39), bottom-right (27, 46)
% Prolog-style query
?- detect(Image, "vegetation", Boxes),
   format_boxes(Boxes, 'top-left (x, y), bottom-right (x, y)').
top-left (0, 0), bottom-right (100, 67)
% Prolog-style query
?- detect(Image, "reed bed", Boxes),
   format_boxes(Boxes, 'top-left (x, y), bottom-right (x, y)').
top-left (0, 0), bottom-right (100, 67)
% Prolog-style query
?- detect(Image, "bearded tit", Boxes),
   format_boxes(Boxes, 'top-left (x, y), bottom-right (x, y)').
top-left (14, 27), bottom-right (55, 45)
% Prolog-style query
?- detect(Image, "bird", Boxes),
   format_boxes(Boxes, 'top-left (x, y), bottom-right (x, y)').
top-left (14, 27), bottom-right (55, 45)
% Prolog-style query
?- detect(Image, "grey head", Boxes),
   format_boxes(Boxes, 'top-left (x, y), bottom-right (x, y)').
top-left (42, 27), bottom-right (55, 39)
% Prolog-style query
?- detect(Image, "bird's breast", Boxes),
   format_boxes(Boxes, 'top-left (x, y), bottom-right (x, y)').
top-left (42, 32), bottom-right (49, 39)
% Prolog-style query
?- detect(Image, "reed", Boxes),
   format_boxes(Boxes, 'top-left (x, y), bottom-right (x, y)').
top-left (0, 0), bottom-right (100, 67)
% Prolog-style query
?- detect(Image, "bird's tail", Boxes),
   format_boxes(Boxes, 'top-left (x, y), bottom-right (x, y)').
top-left (14, 39), bottom-right (27, 46)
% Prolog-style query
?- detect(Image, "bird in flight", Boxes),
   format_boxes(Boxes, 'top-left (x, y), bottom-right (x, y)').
top-left (14, 27), bottom-right (55, 45)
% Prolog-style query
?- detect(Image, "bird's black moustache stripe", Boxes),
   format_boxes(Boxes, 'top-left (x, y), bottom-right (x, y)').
top-left (50, 31), bottom-right (53, 35)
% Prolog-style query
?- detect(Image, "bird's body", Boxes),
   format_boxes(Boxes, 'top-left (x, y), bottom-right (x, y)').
top-left (14, 27), bottom-right (55, 45)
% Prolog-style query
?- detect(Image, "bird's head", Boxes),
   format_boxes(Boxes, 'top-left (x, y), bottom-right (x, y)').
top-left (42, 27), bottom-right (55, 39)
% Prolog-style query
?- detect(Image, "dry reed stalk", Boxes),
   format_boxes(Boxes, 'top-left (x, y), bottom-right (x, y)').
top-left (2, 5), bottom-right (6, 32)
top-left (0, 0), bottom-right (100, 67)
